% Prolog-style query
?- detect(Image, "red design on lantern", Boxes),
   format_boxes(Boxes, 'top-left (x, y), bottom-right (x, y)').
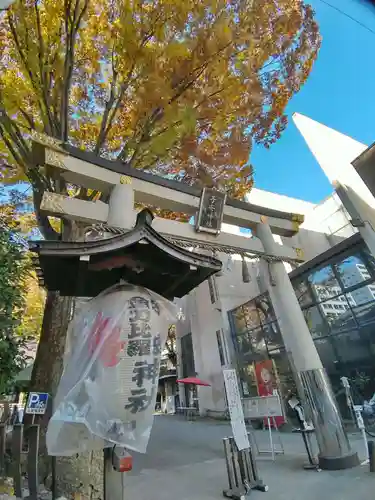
top-left (89, 312), bottom-right (125, 367)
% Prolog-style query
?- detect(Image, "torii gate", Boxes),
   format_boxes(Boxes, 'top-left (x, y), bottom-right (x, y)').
top-left (30, 132), bottom-right (358, 470)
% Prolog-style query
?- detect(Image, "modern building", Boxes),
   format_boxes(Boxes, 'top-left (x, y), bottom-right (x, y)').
top-left (176, 115), bottom-right (375, 420)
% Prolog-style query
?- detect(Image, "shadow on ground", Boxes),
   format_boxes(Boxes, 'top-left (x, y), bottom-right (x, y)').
top-left (125, 415), bottom-right (373, 500)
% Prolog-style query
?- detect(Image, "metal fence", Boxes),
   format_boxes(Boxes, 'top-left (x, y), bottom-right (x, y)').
top-left (0, 401), bottom-right (55, 500)
top-left (0, 423), bottom-right (46, 499)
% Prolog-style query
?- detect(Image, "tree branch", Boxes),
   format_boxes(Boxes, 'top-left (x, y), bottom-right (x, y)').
top-left (94, 64), bottom-right (119, 155)
top-left (7, 12), bottom-right (53, 136)
top-left (32, 188), bottom-right (60, 241)
top-left (0, 125), bottom-right (26, 170)
top-left (18, 107), bottom-right (36, 130)
top-left (33, 0), bottom-right (58, 136)
top-left (0, 107), bottom-right (30, 165)
top-left (60, 0), bottom-right (88, 141)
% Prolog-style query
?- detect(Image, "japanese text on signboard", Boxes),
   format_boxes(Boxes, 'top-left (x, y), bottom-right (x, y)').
top-left (195, 188), bottom-right (226, 234)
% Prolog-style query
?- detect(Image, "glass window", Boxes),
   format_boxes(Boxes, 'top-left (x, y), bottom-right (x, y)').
top-left (268, 348), bottom-right (288, 373)
top-left (358, 323), bottom-right (375, 358)
top-left (294, 280), bottom-right (313, 307)
top-left (303, 305), bottom-right (330, 339)
top-left (352, 299), bottom-right (375, 326)
top-left (248, 328), bottom-right (267, 357)
top-left (268, 349), bottom-right (294, 399)
top-left (314, 337), bottom-right (338, 369)
top-left (254, 294), bottom-right (275, 324)
top-left (236, 328), bottom-right (267, 361)
top-left (236, 332), bottom-right (253, 360)
top-left (263, 322), bottom-right (284, 352)
top-left (238, 364), bottom-right (258, 397)
top-left (230, 295), bottom-right (275, 338)
top-left (335, 253), bottom-right (373, 289)
top-left (349, 368), bottom-right (375, 401)
top-left (349, 285), bottom-right (375, 307)
top-left (333, 330), bottom-right (370, 363)
top-left (230, 307), bottom-right (248, 335)
top-left (308, 265), bottom-right (341, 303)
top-left (242, 302), bottom-right (262, 330)
top-left (362, 247), bottom-right (375, 274)
top-left (319, 296), bottom-right (357, 334)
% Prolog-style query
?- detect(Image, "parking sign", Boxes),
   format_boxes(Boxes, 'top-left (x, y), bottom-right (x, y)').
top-left (25, 392), bottom-right (49, 415)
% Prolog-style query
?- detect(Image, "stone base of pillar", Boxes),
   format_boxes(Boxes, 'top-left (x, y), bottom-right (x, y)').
top-left (300, 368), bottom-right (359, 470)
top-left (318, 452), bottom-right (359, 470)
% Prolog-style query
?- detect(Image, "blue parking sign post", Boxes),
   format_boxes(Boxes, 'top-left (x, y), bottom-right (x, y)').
top-left (26, 392), bottom-right (49, 417)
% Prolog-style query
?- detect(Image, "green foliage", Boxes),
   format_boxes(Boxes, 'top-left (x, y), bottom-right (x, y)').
top-left (0, 220), bottom-right (34, 394)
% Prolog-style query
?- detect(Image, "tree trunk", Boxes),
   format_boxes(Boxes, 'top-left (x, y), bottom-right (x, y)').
top-left (30, 291), bottom-right (72, 396)
top-left (29, 220), bottom-right (104, 500)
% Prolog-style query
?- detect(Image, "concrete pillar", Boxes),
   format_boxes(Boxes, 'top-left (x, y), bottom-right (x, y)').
top-left (107, 176), bottom-right (136, 230)
top-left (175, 334), bottom-right (185, 406)
top-left (334, 182), bottom-right (375, 258)
top-left (255, 217), bottom-right (359, 470)
top-left (215, 299), bottom-right (236, 369)
top-left (164, 380), bottom-right (176, 414)
top-left (189, 290), bottom-right (207, 415)
top-left (358, 221), bottom-right (375, 258)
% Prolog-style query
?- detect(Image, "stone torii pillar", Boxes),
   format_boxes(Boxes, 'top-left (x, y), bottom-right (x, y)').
top-left (255, 217), bottom-right (359, 470)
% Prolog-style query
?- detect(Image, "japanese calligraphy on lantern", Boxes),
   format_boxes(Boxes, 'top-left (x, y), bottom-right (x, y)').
top-left (223, 369), bottom-right (250, 451)
top-left (46, 284), bottom-right (176, 456)
top-left (124, 296), bottom-right (161, 415)
top-left (195, 187), bottom-right (226, 235)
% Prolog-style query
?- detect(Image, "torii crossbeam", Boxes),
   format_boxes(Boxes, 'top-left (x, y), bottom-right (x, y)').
top-left (31, 132), bottom-right (305, 264)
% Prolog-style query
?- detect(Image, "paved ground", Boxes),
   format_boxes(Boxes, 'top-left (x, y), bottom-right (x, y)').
top-left (125, 415), bottom-right (374, 500)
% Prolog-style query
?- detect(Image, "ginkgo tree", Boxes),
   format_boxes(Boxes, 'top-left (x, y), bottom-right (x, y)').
top-left (0, 0), bottom-right (320, 493)
top-left (0, 0), bottom-right (320, 227)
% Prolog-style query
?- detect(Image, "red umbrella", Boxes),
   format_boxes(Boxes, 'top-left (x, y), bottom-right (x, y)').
top-left (177, 377), bottom-right (211, 387)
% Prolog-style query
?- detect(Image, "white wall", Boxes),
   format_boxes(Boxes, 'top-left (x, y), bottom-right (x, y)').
top-left (246, 188), bottom-right (316, 215)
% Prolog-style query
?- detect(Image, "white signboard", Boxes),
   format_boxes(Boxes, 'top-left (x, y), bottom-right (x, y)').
top-left (242, 395), bottom-right (283, 420)
top-left (223, 369), bottom-right (250, 451)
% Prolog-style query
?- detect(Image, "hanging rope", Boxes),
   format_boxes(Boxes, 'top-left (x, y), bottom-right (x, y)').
top-left (90, 222), bottom-right (302, 266)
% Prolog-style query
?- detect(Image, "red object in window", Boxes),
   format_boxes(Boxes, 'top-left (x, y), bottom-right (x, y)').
top-left (89, 312), bottom-right (125, 368)
top-left (254, 360), bottom-right (285, 427)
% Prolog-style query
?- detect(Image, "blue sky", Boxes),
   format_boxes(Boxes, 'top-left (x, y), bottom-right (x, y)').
top-left (252, 0), bottom-right (375, 203)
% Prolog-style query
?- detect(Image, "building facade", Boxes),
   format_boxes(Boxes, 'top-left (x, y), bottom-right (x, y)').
top-left (175, 189), bottom-right (360, 415)
top-left (176, 116), bottom-right (375, 419)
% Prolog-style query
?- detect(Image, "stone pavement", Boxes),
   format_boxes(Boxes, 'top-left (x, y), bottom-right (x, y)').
top-left (125, 415), bottom-right (373, 500)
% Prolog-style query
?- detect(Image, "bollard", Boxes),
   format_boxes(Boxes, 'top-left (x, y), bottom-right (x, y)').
top-left (368, 441), bottom-right (375, 473)
top-left (223, 438), bottom-right (236, 491)
top-left (222, 436), bottom-right (268, 498)
top-left (0, 424), bottom-right (6, 478)
top-left (12, 424), bottom-right (23, 499)
top-left (26, 425), bottom-right (40, 500)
